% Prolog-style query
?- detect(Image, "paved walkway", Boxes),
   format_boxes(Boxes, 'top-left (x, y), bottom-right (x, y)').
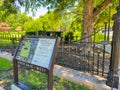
top-left (0, 51), bottom-right (119, 90)
top-left (0, 87), bottom-right (4, 90)
top-left (0, 51), bottom-right (13, 61)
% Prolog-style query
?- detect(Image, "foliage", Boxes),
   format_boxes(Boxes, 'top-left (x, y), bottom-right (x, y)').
top-left (23, 12), bottom-right (64, 32)
top-left (63, 30), bottom-right (74, 41)
top-left (15, 0), bottom-right (77, 14)
top-left (93, 33), bottom-right (104, 42)
top-left (0, 0), bottom-right (17, 21)
top-left (1, 0), bottom-right (120, 42)
top-left (5, 12), bottom-right (32, 31)
top-left (25, 31), bottom-right (37, 35)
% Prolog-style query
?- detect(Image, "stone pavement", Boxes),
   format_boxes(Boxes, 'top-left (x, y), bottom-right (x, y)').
top-left (0, 51), bottom-right (119, 90)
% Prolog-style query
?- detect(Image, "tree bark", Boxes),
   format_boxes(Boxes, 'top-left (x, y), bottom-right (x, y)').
top-left (81, 0), bottom-right (112, 42)
top-left (81, 0), bottom-right (93, 42)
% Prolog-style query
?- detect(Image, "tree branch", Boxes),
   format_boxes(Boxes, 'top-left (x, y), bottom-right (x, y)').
top-left (93, 0), bottom-right (111, 19)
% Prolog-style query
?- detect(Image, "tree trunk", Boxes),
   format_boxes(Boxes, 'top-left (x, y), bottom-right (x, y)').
top-left (81, 0), bottom-right (111, 42)
top-left (81, 0), bottom-right (93, 42)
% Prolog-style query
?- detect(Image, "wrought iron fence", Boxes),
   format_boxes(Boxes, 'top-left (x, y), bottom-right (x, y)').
top-left (0, 32), bottom-right (22, 54)
top-left (0, 31), bottom-right (111, 78)
top-left (56, 37), bottom-right (111, 77)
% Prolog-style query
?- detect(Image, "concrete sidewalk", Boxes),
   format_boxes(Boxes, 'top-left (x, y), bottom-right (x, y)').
top-left (0, 51), bottom-right (13, 61)
top-left (0, 87), bottom-right (4, 90)
top-left (0, 51), bottom-right (118, 90)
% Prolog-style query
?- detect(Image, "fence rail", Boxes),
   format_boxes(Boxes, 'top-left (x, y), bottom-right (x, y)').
top-left (56, 39), bottom-right (111, 77)
top-left (0, 32), bottom-right (22, 54)
top-left (0, 31), bottom-right (111, 78)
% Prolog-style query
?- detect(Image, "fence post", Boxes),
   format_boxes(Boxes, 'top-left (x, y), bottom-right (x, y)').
top-left (106, 5), bottom-right (120, 89)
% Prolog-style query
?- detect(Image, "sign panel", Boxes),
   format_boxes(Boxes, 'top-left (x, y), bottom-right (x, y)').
top-left (15, 36), bottom-right (57, 69)
top-left (31, 38), bottom-right (56, 69)
top-left (13, 36), bottom-right (60, 90)
top-left (16, 38), bottom-right (38, 63)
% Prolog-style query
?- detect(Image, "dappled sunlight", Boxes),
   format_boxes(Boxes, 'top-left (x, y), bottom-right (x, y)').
top-left (0, 80), bottom-right (3, 84)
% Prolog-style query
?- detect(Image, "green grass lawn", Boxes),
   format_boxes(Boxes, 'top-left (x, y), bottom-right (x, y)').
top-left (0, 57), bottom-right (89, 90)
top-left (0, 57), bottom-right (13, 72)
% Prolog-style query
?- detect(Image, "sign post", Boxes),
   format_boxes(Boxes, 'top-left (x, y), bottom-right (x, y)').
top-left (12, 36), bottom-right (60, 90)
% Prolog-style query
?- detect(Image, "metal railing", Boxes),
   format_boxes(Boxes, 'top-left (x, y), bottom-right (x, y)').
top-left (0, 32), bottom-right (22, 54)
top-left (56, 37), bottom-right (111, 77)
top-left (0, 31), bottom-right (111, 78)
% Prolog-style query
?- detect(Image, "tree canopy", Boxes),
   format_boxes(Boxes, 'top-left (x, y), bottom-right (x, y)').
top-left (0, 0), bottom-right (119, 41)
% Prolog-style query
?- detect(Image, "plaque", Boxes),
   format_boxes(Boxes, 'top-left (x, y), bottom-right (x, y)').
top-left (13, 36), bottom-right (60, 90)
top-left (15, 36), bottom-right (58, 69)
top-left (31, 38), bottom-right (56, 69)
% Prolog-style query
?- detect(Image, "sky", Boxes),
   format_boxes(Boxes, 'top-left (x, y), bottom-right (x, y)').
top-left (20, 7), bottom-right (48, 19)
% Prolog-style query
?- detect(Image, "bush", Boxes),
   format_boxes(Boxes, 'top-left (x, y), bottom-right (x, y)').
top-left (25, 31), bottom-right (37, 35)
top-left (93, 33), bottom-right (104, 42)
top-left (63, 31), bottom-right (74, 42)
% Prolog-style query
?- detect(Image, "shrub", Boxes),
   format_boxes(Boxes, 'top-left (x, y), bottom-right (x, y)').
top-left (63, 31), bottom-right (74, 42)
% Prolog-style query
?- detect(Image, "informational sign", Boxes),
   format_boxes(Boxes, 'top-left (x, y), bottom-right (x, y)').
top-left (31, 38), bottom-right (56, 69)
top-left (15, 36), bottom-right (57, 69)
top-left (13, 36), bottom-right (60, 90)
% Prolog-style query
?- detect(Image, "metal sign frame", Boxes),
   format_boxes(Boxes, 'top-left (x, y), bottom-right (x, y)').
top-left (13, 36), bottom-right (60, 90)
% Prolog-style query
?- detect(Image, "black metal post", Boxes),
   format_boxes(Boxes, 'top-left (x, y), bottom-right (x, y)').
top-left (97, 50), bottom-right (100, 75)
top-left (102, 44), bottom-right (105, 76)
top-left (61, 36), bottom-right (64, 58)
top-left (104, 22), bottom-right (107, 41)
top-left (106, 5), bottom-right (120, 89)
top-left (48, 70), bottom-right (53, 90)
top-left (94, 28), bottom-right (96, 43)
top-left (92, 29), bottom-right (96, 74)
top-left (13, 59), bottom-right (18, 83)
top-left (88, 51), bottom-right (90, 72)
top-left (107, 4), bottom-right (112, 41)
top-left (119, 0), bottom-right (120, 6)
